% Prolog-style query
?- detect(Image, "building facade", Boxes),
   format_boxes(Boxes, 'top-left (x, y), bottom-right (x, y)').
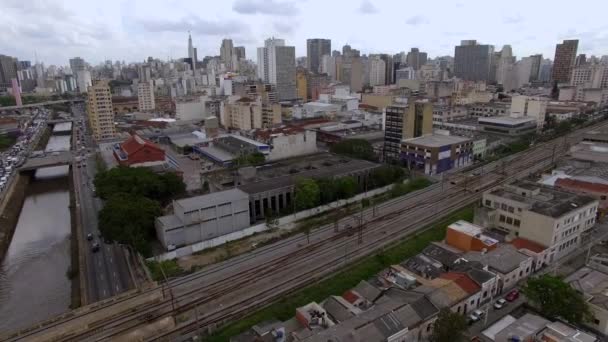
top-left (137, 80), bottom-right (156, 111)
top-left (552, 39), bottom-right (578, 84)
top-left (306, 38), bottom-right (331, 74)
top-left (87, 80), bottom-right (116, 141)
top-left (401, 134), bottom-right (473, 175)
top-left (454, 40), bottom-right (495, 82)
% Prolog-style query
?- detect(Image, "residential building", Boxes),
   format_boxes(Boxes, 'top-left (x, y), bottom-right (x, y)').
top-left (222, 97), bottom-right (263, 130)
top-left (11, 78), bottom-right (21, 106)
top-left (137, 80), bottom-right (155, 111)
top-left (76, 70), bottom-right (92, 94)
top-left (383, 98), bottom-right (408, 161)
top-left (566, 264), bottom-right (608, 335)
top-left (480, 181), bottom-right (598, 260)
top-left (296, 68), bottom-right (308, 100)
top-left (510, 95), bottom-right (547, 131)
top-left (155, 189), bottom-right (250, 249)
top-left (395, 67), bottom-right (415, 82)
top-left (552, 40), bottom-right (579, 84)
top-left (454, 40), bottom-right (495, 82)
top-left (555, 178), bottom-right (608, 219)
top-left (369, 57), bottom-right (386, 86)
top-left (401, 134), bottom-right (473, 175)
top-left (406, 48), bottom-right (428, 70)
top-left (175, 97), bottom-right (205, 121)
top-left (445, 220), bottom-right (498, 253)
top-left (306, 38), bottom-right (331, 74)
top-left (112, 133), bottom-right (165, 167)
top-left (87, 80), bottom-right (116, 140)
top-left (234, 46), bottom-right (246, 61)
top-left (529, 54), bottom-right (543, 82)
top-left (321, 55), bottom-right (337, 81)
top-left (571, 64), bottom-right (608, 88)
top-left (338, 56), bottom-right (364, 92)
top-left (538, 321), bottom-right (597, 342)
top-left (465, 102), bottom-right (509, 118)
top-left (220, 38), bottom-right (234, 71)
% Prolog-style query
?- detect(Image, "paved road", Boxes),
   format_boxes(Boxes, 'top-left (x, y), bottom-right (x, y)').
top-left (72, 104), bottom-right (132, 303)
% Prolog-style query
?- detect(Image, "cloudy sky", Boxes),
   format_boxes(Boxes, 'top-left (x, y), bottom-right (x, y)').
top-left (2, 0), bottom-right (607, 66)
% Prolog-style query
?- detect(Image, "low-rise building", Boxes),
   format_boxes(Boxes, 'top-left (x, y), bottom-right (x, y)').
top-left (555, 178), bottom-right (608, 219)
top-left (155, 188), bottom-right (250, 249)
top-left (401, 134), bottom-right (473, 175)
top-left (477, 116), bottom-right (537, 136)
top-left (112, 133), bottom-right (165, 167)
top-left (566, 264), bottom-right (608, 336)
top-left (480, 181), bottom-right (598, 260)
top-left (445, 220), bottom-right (498, 252)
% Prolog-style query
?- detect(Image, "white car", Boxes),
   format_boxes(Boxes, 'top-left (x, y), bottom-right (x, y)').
top-left (494, 298), bottom-right (507, 309)
top-left (469, 309), bottom-right (485, 322)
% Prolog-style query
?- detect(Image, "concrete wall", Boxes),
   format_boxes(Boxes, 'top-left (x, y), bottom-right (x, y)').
top-left (176, 100), bottom-right (204, 121)
top-left (268, 131), bottom-right (318, 161)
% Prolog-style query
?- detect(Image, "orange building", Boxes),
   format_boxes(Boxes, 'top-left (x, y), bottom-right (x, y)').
top-left (445, 220), bottom-right (498, 252)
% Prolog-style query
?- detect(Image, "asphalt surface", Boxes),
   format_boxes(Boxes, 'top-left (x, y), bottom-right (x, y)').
top-left (71, 104), bottom-right (132, 302)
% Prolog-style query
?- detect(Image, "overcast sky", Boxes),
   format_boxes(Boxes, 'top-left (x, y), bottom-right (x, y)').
top-left (2, 0), bottom-right (607, 66)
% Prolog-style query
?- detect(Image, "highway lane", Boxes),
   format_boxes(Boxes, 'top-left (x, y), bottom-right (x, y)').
top-left (72, 104), bottom-right (132, 302)
top-left (6, 118), bottom-right (606, 341)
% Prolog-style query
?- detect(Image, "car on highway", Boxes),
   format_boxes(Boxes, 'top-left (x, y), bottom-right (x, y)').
top-left (505, 289), bottom-right (519, 302)
top-left (91, 242), bottom-right (100, 253)
top-left (493, 298), bottom-right (507, 309)
top-left (87, 233), bottom-right (93, 241)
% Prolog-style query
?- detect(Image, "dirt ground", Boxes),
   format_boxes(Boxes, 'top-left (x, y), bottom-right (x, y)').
top-left (177, 228), bottom-right (288, 271)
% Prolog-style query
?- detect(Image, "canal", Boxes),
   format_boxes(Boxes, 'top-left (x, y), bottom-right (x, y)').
top-left (0, 134), bottom-right (72, 332)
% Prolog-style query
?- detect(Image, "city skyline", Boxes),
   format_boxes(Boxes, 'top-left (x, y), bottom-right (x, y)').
top-left (2, 0), bottom-right (607, 66)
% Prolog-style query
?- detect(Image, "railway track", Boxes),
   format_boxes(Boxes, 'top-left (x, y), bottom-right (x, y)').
top-left (6, 118), bottom-right (608, 342)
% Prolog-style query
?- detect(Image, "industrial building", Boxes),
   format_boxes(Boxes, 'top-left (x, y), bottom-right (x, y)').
top-left (401, 134), bottom-right (473, 175)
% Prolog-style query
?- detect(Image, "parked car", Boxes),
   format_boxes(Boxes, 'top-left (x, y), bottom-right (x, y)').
top-left (468, 309), bottom-right (484, 324)
top-left (86, 233), bottom-right (93, 241)
top-left (91, 242), bottom-right (100, 252)
top-left (505, 289), bottom-right (520, 302)
top-left (494, 298), bottom-right (507, 309)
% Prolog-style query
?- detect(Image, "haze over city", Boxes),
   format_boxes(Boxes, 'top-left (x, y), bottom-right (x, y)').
top-left (2, 0), bottom-right (608, 65)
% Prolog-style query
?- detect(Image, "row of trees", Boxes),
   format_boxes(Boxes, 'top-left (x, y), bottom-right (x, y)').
top-left (293, 165), bottom-right (406, 211)
top-left (96, 167), bottom-right (186, 256)
top-left (329, 139), bottom-right (376, 161)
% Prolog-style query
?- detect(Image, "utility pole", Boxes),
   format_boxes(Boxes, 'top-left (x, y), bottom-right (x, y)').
top-left (159, 262), bottom-right (176, 311)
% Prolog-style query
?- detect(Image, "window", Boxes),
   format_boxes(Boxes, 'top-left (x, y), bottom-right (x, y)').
top-left (508, 206), bottom-right (514, 213)
top-left (506, 217), bottom-right (513, 224)
top-left (594, 318), bottom-right (600, 325)
top-left (485, 200), bottom-right (491, 206)
top-left (514, 219), bottom-right (521, 227)
top-left (483, 291), bottom-right (488, 298)
top-left (501, 203), bottom-right (508, 210)
top-left (499, 215), bottom-right (506, 223)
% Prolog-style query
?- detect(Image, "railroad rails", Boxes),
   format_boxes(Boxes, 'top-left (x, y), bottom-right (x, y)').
top-left (6, 119), bottom-right (607, 342)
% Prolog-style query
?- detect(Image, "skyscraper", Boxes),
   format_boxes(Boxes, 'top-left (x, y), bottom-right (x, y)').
top-left (529, 54), bottom-right (543, 82)
top-left (552, 39), bottom-right (578, 84)
top-left (406, 48), bottom-right (428, 70)
top-left (234, 46), bottom-right (246, 60)
top-left (0, 55), bottom-right (18, 91)
top-left (454, 40), bottom-right (494, 81)
top-left (221, 39), bottom-right (234, 71)
top-left (369, 56), bottom-right (386, 86)
top-left (69, 57), bottom-right (86, 74)
top-left (257, 38), bottom-right (296, 100)
top-left (87, 80), bottom-right (116, 141)
top-left (138, 80), bottom-right (155, 112)
top-left (187, 32), bottom-right (196, 71)
top-left (306, 38), bottom-right (331, 74)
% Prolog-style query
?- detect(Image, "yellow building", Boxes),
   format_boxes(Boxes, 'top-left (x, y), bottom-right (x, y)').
top-left (223, 98), bottom-right (263, 130)
top-left (296, 69), bottom-right (308, 100)
top-left (87, 80), bottom-right (116, 141)
top-left (403, 100), bottom-right (433, 139)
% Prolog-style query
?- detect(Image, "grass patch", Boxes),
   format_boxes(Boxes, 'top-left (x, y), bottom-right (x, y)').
top-left (0, 134), bottom-right (16, 151)
top-left (206, 205), bottom-right (474, 342)
top-left (146, 260), bottom-right (186, 282)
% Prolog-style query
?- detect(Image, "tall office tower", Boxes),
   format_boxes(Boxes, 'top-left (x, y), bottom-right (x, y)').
top-left (69, 57), bottom-right (86, 73)
top-left (306, 38), bottom-right (331, 74)
top-left (187, 32), bottom-right (196, 71)
top-left (454, 40), bottom-right (495, 81)
top-left (406, 48), bottom-right (428, 70)
top-left (257, 38), bottom-right (296, 100)
top-left (342, 44), bottom-right (352, 56)
top-left (552, 39), bottom-right (578, 84)
top-left (321, 55), bottom-right (337, 81)
top-left (379, 54), bottom-right (394, 85)
top-left (575, 54), bottom-right (587, 67)
top-left (0, 55), bottom-right (19, 91)
top-left (234, 46), bottom-right (246, 60)
top-left (529, 54), bottom-right (543, 82)
top-left (221, 39), bottom-right (234, 71)
top-left (495, 45), bottom-right (515, 86)
top-left (11, 78), bottom-right (22, 106)
top-left (369, 56), bottom-right (386, 86)
top-left (539, 59), bottom-right (553, 82)
top-left (338, 56), bottom-right (363, 92)
top-left (87, 80), bottom-right (116, 141)
top-left (138, 80), bottom-right (155, 111)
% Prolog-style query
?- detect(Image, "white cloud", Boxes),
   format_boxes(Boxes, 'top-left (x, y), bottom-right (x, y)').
top-left (358, 0), bottom-right (378, 14)
top-left (233, 0), bottom-right (299, 16)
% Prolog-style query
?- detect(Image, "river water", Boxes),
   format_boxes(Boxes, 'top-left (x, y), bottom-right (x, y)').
top-left (0, 134), bottom-right (72, 332)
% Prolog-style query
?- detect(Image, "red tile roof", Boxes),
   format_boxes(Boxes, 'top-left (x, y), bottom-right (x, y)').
top-left (440, 272), bottom-right (480, 295)
top-left (510, 238), bottom-right (547, 253)
top-left (120, 134), bottom-right (162, 156)
top-left (342, 290), bottom-right (360, 304)
top-left (555, 178), bottom-right (608, 194)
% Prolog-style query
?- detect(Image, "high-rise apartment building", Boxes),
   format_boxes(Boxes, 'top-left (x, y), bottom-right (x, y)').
top-left (369, 57), bottom-right (386, 86)
top-left (138, 80), bottom-right (155, 112)
top-left (69, 57), bottom-right (86, 74)
top-left (454, 40), bottom-right (495, 82)
top-left (306, 38), bottom-right (331, 74)
top-left (529, 54), bottom-right (543, 82)
top-left (87, 80), bottom-right (116, 141)
top-left (296, 68), bottom-right (308, 100)
top-left (379, 54), bottom-right (394, 85)
top-left (383, 98), bottom-right (433, 161)
top-left (571, 64), bottom-right (608, 89)
top-left (234, 46), bottom-right (246, 60)
top-left (406, 48), bottom-right (428, 70)
top-left (0, 55), bottom-right (18, 91)
top-left (404, 100), bottom-right (433, 139)
top-left (552, 40), bottom-right (578, 84)
top-left (221, 39), bottom-right (235, 71)
top-left (257, 38), bottom-right (296, 100)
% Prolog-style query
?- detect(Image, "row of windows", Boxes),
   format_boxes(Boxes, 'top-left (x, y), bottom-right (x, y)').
top-left (558, 236), bottom-right (578, 252)
top-left (499, 214), bottom-right (521, 227)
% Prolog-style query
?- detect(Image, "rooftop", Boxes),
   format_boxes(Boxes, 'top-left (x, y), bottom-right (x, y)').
top-left (510, 237), bottom-right (547, 254)
top-left (448, 220), bottom-right (499, 247)
top-left (402, 133), bottom-right (472, 147)
top-left (463, 244), bottom-right (530, 274)
top-left (478, 116), bottom-right (537, 125)
top-left (174, 188), bottom-right (248, 212)
top-left (494, 313), bottom-right (551, 341)
top-left (565, 266), bottom-right (608, 311)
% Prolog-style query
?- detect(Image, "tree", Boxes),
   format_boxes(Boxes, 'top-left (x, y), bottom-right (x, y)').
top-left (94, 166), bottom-right (185, 204)
top-left (370, 165), bottom-right (406, 188)
top-left (235, 152), bottom-right (266, 167)
top-left (294, 178), bottom-right (320, 210)
top-left (330, 139), bottom-right (376, 161)
top-left (98, 193), bottom-right (162, 256)
top-left (335, 176), bottom-right (358, 199)
top-left (522, 275), bottom-right (593, 325)
top-left (429, 308), bottom-right (468, 342)
top-left (317, 178), bottom-right (338, 205)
